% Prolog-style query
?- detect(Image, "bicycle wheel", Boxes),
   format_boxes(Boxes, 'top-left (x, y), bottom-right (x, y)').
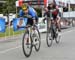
top-left (51, 24), bottom-right (61, 44)
top-left (34, 28), bottom-right (41, 52)
top-left (55, 32), bottom-right (61, 44)
top-left (46, 28), bottom-right (53, 47)
top-left (22, 30), bottom-right (32, 57)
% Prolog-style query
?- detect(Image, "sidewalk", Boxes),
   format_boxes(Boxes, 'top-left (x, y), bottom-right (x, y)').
top-left (0, 34), bottom-right (23, 42)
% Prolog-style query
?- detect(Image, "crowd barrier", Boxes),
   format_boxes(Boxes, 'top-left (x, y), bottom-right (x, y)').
top-left (63, 11), bottom-right (75, 19)
top-left (13, 18), bottom-right (28, 31)
top-left (0, 18), bottom-right (6, 32)
top-left (0, 17), bottom-right (47, 40)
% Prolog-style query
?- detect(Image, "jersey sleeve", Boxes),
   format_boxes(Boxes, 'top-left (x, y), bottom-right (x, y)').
top-left (28, 7), bottom-right (36, 19)
top-left (19, 10), bottom-right (24, 17)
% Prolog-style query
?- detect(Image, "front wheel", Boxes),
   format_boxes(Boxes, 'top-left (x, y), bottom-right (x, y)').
top-left (22, 30), bottom-right (32, 57)
top-left (46, 28), bottom-right (53, 47)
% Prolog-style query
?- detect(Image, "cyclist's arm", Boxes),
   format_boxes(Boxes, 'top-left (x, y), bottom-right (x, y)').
top-left (19, 9), bottom-right (32, 19)
top-left (19, 10), bottom-right (24, 17)
top-left (28, 9), bottom-right (36, 20)
top-left (29, 11), bottom-right (37, 25)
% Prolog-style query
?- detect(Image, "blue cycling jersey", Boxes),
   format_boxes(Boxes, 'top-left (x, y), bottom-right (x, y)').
top-left (19, 6), bottom-right (38, 19)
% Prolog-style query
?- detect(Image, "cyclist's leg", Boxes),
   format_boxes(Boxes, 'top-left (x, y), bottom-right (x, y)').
top-left (26, 18), bottom-right (33, 44)
top-left (52, 14), bottom-right (61, 32)
top-left (56, 16), bottom-right (61, 32)
top-left (52, 14), bottom-right (57, 26)
top-left (23, 18), bottom-right (32, 46)
top-left (47, 17), bottom-right (51, 28)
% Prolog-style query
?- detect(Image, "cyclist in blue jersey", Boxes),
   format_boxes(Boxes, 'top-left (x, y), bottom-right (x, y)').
top-left (18, 3), bottom-right (38, 27)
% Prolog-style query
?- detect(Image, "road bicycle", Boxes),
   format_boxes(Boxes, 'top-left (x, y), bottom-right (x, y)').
top-left (46, 10), bottom-right (61, 47)
top-left (19, 18), bottom-right (41, 57)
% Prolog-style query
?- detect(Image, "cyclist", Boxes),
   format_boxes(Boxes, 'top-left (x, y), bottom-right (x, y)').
top-left (43, 2), bottom-right (61, 32)
top-left (18, 3), bottom-right (38, 28)
top-left (18, 3), bottom-right (39, 45)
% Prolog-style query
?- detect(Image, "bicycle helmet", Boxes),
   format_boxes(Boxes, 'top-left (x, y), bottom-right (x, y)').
top-left (22, 3), bottom-right (28, 11)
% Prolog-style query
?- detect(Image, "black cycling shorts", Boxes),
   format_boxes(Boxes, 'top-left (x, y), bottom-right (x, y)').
top-left (27, 17), bottom-right (38, 26)
top-left (52, 14), bottom-right (57, 20)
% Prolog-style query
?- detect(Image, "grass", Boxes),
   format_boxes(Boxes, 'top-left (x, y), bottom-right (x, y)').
top-left (0, 27), bottom-right (25, 38)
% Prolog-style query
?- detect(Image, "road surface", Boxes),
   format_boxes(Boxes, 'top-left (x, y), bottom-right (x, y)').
top-left (0, 27), bottom-right (75, 60)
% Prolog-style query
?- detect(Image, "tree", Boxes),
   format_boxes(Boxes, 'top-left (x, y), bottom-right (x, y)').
top-left (0, 0), bottom-right (17, 15)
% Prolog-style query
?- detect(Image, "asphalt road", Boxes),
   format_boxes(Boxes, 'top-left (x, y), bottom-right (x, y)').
top-left (0, 27), bottom-right (75, 60)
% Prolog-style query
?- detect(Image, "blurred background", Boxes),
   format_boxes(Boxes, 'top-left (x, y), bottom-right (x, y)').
top-left (0, 0), bottom-right (75, 38)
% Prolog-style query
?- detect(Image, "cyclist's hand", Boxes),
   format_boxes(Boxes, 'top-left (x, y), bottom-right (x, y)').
top-left (43, 18), bottom-right (46, 24)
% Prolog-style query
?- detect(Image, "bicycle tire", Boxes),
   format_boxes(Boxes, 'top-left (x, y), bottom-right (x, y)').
top-left (46, 28), bottom-right (53, 47)
top-left (55, 33), bottom-right (61, 44)
top-left (34, 28), bottom-right (41, 52)
top-left (22, 30), bottom-right (32, 57)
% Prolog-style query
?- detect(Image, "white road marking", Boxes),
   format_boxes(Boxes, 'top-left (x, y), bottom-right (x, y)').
top-left (0, 45), bottom-right (21, 54)
top-left (0, 29), bottom-right (75, 54)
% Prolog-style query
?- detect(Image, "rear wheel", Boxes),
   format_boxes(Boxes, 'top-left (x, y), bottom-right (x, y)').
top-left (52, 24), bottom-right (61, 44)
top-left (34, 28), bottom-right (41, 52)
top-left (22, 30), bottom-right (32, 57)
top-left (55, 32), bottom-right (61, 44)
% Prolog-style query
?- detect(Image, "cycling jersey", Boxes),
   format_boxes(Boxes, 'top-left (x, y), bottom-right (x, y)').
top-left (19, 6), bottom-right (38, 20)
top-left (44, 5), bottom-right (59, 19)
top-left (48, 6), bottom-right (59, 16)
